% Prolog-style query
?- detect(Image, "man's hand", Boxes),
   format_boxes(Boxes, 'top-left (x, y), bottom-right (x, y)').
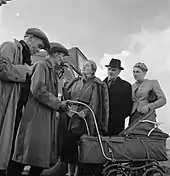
top-left (60, 101), bottom-right (67, 108)
top-left (24, 63), bottom-right (33, 75)
top-left (58, 101), bottom-right (68, 112)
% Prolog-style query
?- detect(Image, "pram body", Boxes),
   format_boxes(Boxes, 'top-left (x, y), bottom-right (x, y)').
top-left (67, 100), bottom-right (169, 176)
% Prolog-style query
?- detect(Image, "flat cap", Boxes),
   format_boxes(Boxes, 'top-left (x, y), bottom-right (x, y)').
top-left (25, 28), bottom-right (50, 51)
top-left (48, 42), bottom-right (69, 56)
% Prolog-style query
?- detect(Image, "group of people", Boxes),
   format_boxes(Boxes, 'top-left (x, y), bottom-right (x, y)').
top-left (0, 27), bottom-right (69, 176)
top-left (58, 57), bottom-right (167, 176)
top-left (0, 27), bottom-right (167, 176)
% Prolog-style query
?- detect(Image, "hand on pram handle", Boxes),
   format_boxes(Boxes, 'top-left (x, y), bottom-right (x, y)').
top-left (65, 100), bottom-right (107, 136)
top-left (65, 100), bottom-right (93, 136)
top-left (65, 100), bottom-right (113, 161)
top-left (57, 101), bottom-right (68, 112)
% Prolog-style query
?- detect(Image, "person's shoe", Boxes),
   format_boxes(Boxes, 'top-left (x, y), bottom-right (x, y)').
top-left (0, 169), bottom-right (6, 176)
top-left (66, 172), bottom-right (74, 176)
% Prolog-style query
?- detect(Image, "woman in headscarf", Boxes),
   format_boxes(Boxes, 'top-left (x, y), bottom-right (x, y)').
top-left (129, 62), bottom-right (167, 125)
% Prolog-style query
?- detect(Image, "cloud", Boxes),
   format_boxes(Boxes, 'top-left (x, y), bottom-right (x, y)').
top-left (96, 27), bottom-right (170, 134)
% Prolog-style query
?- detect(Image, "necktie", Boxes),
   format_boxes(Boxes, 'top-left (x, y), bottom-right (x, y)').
top-left (108, 79), bottom-right (112, 87)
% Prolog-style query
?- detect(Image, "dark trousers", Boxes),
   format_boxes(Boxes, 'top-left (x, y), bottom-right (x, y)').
top-left (7, 160), bottom-right (44, 176)
top-left (0, 169), bottom-right (6, 176)
top-left (10, 107), bottom-right (23, 160)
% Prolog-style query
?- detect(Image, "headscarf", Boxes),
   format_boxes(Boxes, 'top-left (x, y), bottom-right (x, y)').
top-left (134, 62), bottom-right (148, 72)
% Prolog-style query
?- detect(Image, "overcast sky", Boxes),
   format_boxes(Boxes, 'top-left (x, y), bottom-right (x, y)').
top-left (0, 0), bottom-right (170, 134)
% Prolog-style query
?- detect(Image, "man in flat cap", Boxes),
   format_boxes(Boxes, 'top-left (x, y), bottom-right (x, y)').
top-left (7, 42), bottom-right (69, 176)
top-left (0, 27), bottom-right (50, 175)
top-left (103, 58), bottom-right (133, 135)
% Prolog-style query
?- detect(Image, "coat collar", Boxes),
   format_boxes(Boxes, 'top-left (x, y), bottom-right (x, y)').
top-left (14, 39), bottom-right (23, 50)
top-left (133, 79), bottom-right (149, 89)
top-left (44, 58), bottom-right (54, 69)
top-left (104, 76), bottom-right (121, 84)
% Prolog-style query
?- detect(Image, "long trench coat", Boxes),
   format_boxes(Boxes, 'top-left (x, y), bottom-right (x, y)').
top-left (0, 40), bottom-right (28, 170)
top-left (12, 59), bottom-right (61, 168)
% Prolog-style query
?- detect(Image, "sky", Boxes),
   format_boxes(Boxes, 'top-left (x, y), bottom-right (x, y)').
top-left (0, 0), bottom-right (170, 134)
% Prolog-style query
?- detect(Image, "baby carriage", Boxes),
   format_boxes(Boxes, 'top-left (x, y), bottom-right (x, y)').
top-left (66, 100), bottom-right (169, 176)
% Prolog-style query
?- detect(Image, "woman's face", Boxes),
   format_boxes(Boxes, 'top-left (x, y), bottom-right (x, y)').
top-left (133, 67), bottom-right (146, 82)
top-left (81, 61), bottom-right (93, 76)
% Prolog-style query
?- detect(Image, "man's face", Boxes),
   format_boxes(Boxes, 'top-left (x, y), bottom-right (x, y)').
top-left (53, 52), bottom-right (65, 65)
top-left (107, 67), bottom-right (121, 80)
top-left (27, 36), bottom-right (44, 55)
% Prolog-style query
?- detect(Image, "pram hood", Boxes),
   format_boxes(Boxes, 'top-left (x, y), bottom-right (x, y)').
top-left (119, 110), bottom-right (169, 139)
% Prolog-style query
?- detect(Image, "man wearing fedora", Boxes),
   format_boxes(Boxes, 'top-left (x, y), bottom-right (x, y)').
top-left (7, 42), bottom-right (69, 176)
top-left (0, 27), bottom-right (50, 176)
top-left (103, 58), bottom-right (133, 135)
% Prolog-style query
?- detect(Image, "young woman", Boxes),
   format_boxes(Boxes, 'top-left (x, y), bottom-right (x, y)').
top-left (129, 62), bottom-right (167, 125)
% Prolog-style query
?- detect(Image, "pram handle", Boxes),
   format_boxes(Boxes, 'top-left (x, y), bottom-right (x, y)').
top-left (66, 100), bottom-right (100, 136)
top-left (139, 119), bottom-right (164, 137)
top-left (65, 100), bottom-right (112, 161)
top-left (69, 109), bottom-right (90, 136)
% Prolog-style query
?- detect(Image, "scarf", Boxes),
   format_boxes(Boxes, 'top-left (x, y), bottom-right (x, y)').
top-left (17, 40), bottom-right (31, 111)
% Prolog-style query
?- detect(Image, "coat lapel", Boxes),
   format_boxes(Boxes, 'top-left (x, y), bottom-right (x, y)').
top-left (44, 59), bottom-right (58, 97)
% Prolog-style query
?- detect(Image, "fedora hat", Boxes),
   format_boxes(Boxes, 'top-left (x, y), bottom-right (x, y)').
top-left (105, 58), bottom-right (124, 70)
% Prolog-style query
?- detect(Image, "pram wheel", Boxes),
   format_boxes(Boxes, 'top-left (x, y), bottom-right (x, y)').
top-left (106, 169), bottom-right (127, 176)
top-left (142, 167), bottom-right (165, 176)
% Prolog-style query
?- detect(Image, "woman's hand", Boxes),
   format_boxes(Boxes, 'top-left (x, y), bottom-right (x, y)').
top-left (61, 77), bottom-right (70, 88)
top-left (77, 111), bottom-right (86, 118)
top-left (140, 105), bottom-right (150, 114)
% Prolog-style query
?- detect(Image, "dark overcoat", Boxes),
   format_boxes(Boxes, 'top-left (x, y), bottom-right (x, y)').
top-left (103, 76), bottom-right (133, 135)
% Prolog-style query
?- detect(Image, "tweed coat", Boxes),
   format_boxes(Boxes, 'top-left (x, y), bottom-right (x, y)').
top-left (130, 79), bottom-right (166, 123)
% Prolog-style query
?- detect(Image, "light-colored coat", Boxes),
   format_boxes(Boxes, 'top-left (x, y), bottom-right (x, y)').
top-left (0, 40), bottom-right (28, 169)
top-left (131, 79), bottom-right (167, 120)
top-left (13, 59), bottom-right (61, 168)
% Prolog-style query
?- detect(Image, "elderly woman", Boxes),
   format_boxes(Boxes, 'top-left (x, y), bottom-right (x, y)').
top-left (129, 62), bottom-right (167, 125)
top-left (58, 60), bottom-right (109, 176)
